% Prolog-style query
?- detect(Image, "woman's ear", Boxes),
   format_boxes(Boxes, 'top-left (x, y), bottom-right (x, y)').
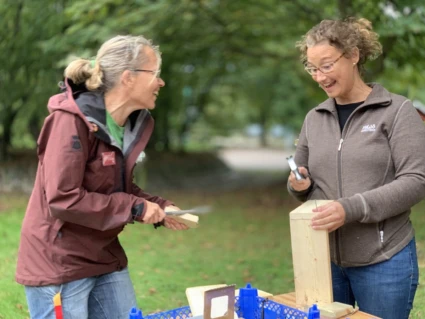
top-left (351, 47), bottom-right (360, 65)
top-left (121, 70), bottom-right (135, 88)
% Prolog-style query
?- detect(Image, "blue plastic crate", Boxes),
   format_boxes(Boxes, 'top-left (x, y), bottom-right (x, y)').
top-left (142, 297), bottom-right (308, 319)
top-left (144, 306), bottom-right (192, 319)
top-left (235, 297), bottom-right (308, 319)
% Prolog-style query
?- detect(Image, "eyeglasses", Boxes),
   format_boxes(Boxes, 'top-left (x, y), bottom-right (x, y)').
top-left (133, 69), bottom-right (161, 78)
top-left (304, 53), bottom-right (344, 76)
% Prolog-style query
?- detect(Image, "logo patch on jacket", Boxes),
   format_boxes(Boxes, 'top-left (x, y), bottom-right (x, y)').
top-left (361, 124), bottom-right (376, 132)
top-left (102, 152), bottom-right (116, 166)
top-left (71, 136), bottom-right (82, 150)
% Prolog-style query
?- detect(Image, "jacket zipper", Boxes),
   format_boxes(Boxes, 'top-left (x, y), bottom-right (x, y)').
top-left (336, 138), bottom-right (344, 265)
top-left (379, 222), bottom-right (384, 243)
top-left (335, 106), bottom-right (357, 265)
top-left (118, 153), bottom-right (126, 192)
top-left (330, 101), bottom-right (372, 264)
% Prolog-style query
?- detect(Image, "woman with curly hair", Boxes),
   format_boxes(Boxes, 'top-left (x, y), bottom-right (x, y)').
top-left (288, 18), bottom-right (425, 319)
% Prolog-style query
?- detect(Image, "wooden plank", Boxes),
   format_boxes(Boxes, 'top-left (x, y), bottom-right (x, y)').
top-left (203, 285), bottom-right (236, 319)
top-left (289, 200), bottom-right (333, 306)
top-left (186, 284), bottom-right (228, 316)
top-left (270, 293), bottom-right (381, 319)
top-left (167, 213), bottom-right (199, 228)
top-left (164, 207), bottom-right (199, 228)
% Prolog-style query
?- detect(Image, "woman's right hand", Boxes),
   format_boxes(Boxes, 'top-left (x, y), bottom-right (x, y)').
top-left (141, 201), bottom-right (166, 224)
top-left (288, 166), bottom-right (311, 192)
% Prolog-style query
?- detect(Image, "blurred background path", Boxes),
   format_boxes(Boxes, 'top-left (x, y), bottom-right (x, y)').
top-left (218, 148), bottom-right (292, 171)
top-left (0, 148), bottom-right (293, 194)
top-left (141, 148), bottom-right (293, 193)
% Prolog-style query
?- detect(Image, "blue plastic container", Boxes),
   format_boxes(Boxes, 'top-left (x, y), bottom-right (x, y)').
top-left (307, 304), bottom-right (320, 319)
top-left (238, 283), bottom-right (258, 319)
top-left (129, 306), bottom-right (143, 319)
top-left (129, 284), bottom-right (317, 319)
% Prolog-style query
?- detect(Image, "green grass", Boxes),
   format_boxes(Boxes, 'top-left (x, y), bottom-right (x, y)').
top-left (0, 189), bottom-right (424, 318)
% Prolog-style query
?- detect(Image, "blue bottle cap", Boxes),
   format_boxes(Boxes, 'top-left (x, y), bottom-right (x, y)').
top-left (307, 304), bottom-right (320, 319)
top-left (129, 307), bottom-right (143, 319)
top-left (239, 283), bottom-right (258, 297)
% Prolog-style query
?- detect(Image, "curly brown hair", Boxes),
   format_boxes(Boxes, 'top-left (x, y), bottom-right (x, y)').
top-left (296, 17), bottom-right (383, 73)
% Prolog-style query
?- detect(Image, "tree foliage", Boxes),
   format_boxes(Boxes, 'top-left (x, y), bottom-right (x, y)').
top-left (0, 0), bottom-right (424, 158)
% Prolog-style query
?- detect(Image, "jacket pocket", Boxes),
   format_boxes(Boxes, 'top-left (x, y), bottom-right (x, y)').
top-left (51, 218), bottom-right (65, 271)
top-left (84, 155), bottom-right (116, 193)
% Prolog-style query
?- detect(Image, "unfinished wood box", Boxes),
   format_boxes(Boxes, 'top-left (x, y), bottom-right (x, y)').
top-left (289, 200), bottom-right (333, 306)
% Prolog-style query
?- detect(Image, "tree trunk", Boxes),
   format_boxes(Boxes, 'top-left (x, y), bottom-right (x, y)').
top-left (0, 109), bottom-right (18, 161)
top-left (28, 114), bottom-right (42, 143)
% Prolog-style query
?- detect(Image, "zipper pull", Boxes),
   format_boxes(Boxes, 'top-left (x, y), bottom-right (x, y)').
top-left (380, 230), bottom-right (384, 243)
top-left (338, 138), bottom-right (344, 151)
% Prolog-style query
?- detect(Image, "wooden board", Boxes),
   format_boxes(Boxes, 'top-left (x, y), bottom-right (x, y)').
top-left (203, 285), bottom-right (235, 319)
top-left (167, 213), bottom-right (199, 228)
top-left (165, 206), bottom-right (199, 228)
top-left (270, 293), bottom-right (381, 319)
top-left (289, 200), bottom-right (333, 306)
top-left (186, 284), bottom-right (228, 316)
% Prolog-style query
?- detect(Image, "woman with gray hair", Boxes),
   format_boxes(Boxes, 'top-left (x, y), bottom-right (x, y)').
top-left (16, 35), bottom-right (188, 319)
top-left (288, 18), bottom-right (425, 319)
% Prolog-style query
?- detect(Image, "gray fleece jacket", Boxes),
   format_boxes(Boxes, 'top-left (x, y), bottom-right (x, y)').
top-left (288, 83), bottom-right (425, 267)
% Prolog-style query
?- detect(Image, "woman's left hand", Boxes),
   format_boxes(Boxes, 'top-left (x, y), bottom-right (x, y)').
top-left (163, 216), bottom-right (190, 230)
top-left (311, 201), bottom-right (346, 232)
top-left (163, 205), bottom-right (189, 230)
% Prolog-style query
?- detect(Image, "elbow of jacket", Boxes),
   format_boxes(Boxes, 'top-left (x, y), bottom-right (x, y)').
top-left (48, 204), bottom-right (67, 219)
top-left (48, 196), bottom-right (80, 220)
top-left (47, 188), bottom-right (84, 219)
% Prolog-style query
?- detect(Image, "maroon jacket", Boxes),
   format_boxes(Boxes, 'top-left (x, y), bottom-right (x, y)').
top-left (16, 80), bottom-right (172, 286)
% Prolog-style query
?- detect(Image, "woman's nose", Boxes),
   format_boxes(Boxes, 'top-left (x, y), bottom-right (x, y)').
top-left (314, 71), bottom-right (327, 82)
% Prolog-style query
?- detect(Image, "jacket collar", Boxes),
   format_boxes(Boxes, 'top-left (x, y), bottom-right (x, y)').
top-left (63, 78), bottom-right (150, 152)
top-left (315, 83), bottom-right (392, 113)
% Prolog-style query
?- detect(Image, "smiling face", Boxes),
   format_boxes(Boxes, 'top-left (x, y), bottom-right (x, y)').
top-left (306, 43), bottom-right (359, 103)
top-left (128, 47), bottom-right (165, 110)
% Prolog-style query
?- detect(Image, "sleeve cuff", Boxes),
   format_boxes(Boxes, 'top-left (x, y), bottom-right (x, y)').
top-left (338, 194), bottom-right (366, 224)
top-left (131, 202), bottom-right (146, 222)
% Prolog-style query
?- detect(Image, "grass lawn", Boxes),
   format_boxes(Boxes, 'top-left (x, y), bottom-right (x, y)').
top-left (0, 186), bottom-right (424, 319)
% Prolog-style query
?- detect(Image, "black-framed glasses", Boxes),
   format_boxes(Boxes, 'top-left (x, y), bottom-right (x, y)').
top-left (133, 69), bottom-right (161, 78)
top-left (304, 53), bottom-right (344, 76)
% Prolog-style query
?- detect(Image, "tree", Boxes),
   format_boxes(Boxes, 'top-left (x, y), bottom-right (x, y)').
top-left (1, 0), bottom-right (424, 158)
top-left (0, 0), bottom-right (67, 160)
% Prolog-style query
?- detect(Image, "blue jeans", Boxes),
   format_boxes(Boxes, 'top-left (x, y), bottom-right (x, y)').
top-left (331, 238), bottom-right (419, 319)
top-left (25, 267), bottom-right (137, 319)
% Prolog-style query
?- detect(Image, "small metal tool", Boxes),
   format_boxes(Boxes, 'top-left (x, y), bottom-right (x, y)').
top-left (286, 155), bottom-right (304, 181)
top-left (165, 206), bottom-right (212, 216)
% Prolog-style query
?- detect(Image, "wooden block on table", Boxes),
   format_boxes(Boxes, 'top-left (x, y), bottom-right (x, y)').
top-left (203, 285), bottom-right (236, 319)
top-left (289, 200), bottom-right (334, 306)
top-left (270, 292), bottom-right (298, 307)
top-left (271, 293), bottom-right (381, 319)
top-left (186, 284), bottom-right (227, 316)
top-left (317, 302), bottom-right (356, 318)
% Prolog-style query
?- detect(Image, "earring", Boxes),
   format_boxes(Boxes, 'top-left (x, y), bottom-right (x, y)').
top-left (353, 62), bottom-right (357, 65)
